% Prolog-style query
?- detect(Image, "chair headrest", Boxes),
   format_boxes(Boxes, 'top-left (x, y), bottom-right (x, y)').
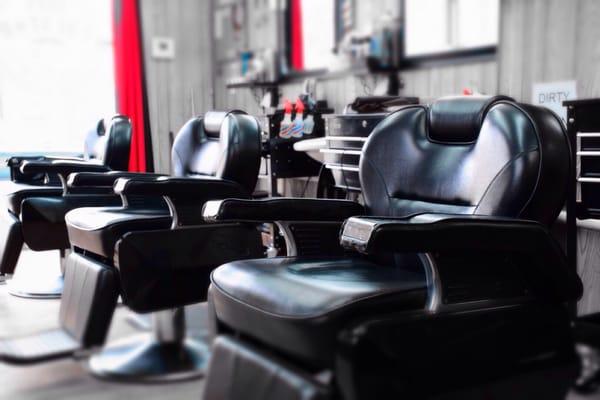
top-left (428, 95), bottom-right (514, 143)
top-left (203, 110), bottom-right (247, 138)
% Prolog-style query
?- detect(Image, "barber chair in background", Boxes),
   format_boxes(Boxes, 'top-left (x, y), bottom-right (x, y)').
top-left (0, 115), bottom-right (132, 296)
top-left (0, 110), bottom-right (264, 383)
top-left (199, 96), bottom-right (583, 399)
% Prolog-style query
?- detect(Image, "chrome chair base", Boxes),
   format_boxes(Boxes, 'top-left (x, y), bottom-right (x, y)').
top-left (6, 273), bottom-right (63, 299)
top-left (88, 334), bottom-right (209, 382)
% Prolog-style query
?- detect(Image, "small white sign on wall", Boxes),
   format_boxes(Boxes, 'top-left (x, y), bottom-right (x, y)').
top-left (532, 80), bottom-right (577, 123)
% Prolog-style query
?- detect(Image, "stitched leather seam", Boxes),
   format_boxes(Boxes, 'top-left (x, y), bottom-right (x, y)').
top-left (474, 148), bottom-right (538, 214)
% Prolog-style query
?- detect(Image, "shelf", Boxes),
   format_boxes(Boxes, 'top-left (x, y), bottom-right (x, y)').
top-left (325, 164), bottom-right (360, 172)
top-left (320, 149), bottom-right (362, 156)
top-left (324, 136), bottom-right (369, 142)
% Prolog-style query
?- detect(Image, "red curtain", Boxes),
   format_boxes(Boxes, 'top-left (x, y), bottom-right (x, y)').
top-left (112, 0), bottom-right (147, 172)
top-left (290, 0), bottom-right (304, 70)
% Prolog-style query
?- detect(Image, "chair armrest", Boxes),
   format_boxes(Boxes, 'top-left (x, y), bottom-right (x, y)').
top-left (7, 155), bottom-right (83, 183)
top-left (340, 213), bottom-right (582, 302)
top-left (67, 171), bottom-right (167, 189)
top-left (114, 177), bottom-right (247, 199)
top-left (202, 198), bottom-right (364, 223)
top-left (20, 160), bottom-right (110, 179)
top-left (114, 177), bottom-right (250, 226)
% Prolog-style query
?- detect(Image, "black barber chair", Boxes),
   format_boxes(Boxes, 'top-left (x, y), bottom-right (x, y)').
top-left (0, 111), bottom-right (264, 382)
top-left (200, 96), bottom-right (584, 399)
top-left (0, 115), bottom-right (133, 298)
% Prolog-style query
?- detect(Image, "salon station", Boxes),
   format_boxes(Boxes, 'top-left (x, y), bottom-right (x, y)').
top-left (1, 0), bottom-right (600, 399)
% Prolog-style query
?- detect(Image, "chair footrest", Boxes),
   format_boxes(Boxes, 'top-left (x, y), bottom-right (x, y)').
top-left (203, 336), bottom-right (330, 400)
top-left (0, 329), bottom-right (80, 364)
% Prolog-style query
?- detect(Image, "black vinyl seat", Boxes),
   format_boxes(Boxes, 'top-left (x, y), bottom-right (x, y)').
top-left (0, 117), bottom-right (117, 216)
top-left (201, 96), bottom-right (583, 399)
top-left (66, 111), bottom-right (262, 259)
top-left (211, 255), bottom-right (427, 365)
top-left (0, 115), bottom-right (132, 282)
top-left (0, 110), bottom-right (264, 382)
top-left (0, 110), bottom-right (267, 382)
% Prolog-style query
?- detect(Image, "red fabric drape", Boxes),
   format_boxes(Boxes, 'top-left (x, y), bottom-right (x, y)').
top-left (112, 0), bottom-right (147, 172)
top-left (290, 0), bottom-right (304, 70)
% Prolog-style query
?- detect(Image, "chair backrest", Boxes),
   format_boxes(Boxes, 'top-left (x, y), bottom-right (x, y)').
top-left (171, 111), bottom-right (262, 194)
top-left (360, 95), bottom-right (570, 226)
top-left (87, 115), bottom-right (132, 171)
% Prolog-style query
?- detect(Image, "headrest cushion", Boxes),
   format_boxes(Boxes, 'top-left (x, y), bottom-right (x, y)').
top-left (203, 110), bottom-right (247, 138)
top-left (203, 111), bottom-right (228, 137)
top-left (428, 95), bottom-right (514, 143)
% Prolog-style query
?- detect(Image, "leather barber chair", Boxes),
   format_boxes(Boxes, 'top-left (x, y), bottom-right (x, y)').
top-left (0, 115), bottom-right (133, 298)
top-left (200, 96), bottom-right (583, 399)
top-left (0, 111), bottom-right (264, 383)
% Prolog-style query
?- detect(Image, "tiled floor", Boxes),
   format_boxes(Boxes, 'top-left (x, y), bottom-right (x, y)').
top-left (0, 249), bottom-right (205, 400)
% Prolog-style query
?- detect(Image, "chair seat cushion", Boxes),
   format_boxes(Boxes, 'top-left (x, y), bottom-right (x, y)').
top-left (66, 206), bottom-right (171, 258)
top-left (210, 255), bottom-right (427, 366)
top-left (19, 195), bottom-right (124, 251)
top-left (1, 181), bottom-right (62, 215)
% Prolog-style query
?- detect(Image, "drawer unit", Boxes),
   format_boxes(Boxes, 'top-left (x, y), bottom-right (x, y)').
top-left (323, 114), bottom-right (388, 192)
top-left (565, 99), bottom-right (600, 219)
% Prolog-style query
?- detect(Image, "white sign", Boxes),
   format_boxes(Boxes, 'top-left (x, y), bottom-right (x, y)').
top-left (532, 80), bottom-right (577, 123)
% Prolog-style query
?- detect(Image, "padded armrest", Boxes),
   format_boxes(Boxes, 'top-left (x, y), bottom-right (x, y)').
top-left (67, 171), bottom-right (167, 188)
top-left (20, 160), bottom-right (110, 179)
top-left (202, 198), bottom-right (364, 223)
top-left (6, 155), bottom-right (82, 168)
top-left (114, 177), bottom-right (247, 199)
top-left (7, 155), bottom-right (83, 183)
top-left (340, 213), bottom-right (583, 302)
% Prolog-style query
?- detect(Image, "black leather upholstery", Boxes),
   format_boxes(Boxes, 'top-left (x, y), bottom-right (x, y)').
top-left (211, 255), bottom-right (427, 365)
top-left (209, 96), bottom-right (574, 368)
top-left (360, 98), bottom-right (568, 225)
top-left (0, 116), bottom-right (133, 274)
top-left (66, 111), bottom-right (262, 260)
top-left (428, 95), bottom-right (513, 143)
top-left (203, 198), bottom-right (365, 222)
top-left (171, 111), bottom-right (261, 194)
top-left (2, 182), bottom-right (62, 215)
top-left (203, 336), bottom-right (330, 400)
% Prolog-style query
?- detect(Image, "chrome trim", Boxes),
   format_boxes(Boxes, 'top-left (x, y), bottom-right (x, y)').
top-left (577, 132), bottom-right (600, 137)
top-left (324, 136), bottom-right (368, 142)
top-left (120, 194), bottom-right (129, 208)
top-left (153, 308), bottom-right (185, 344)
top-left (577, 151), bottom-right (600, 156)
top-left (58, 174), bottom-right (68, 195)
top-left (275, 222), bottom-right (297, 257)
top-left (325, 164), bottom-right (360, 172)
top-left (420, 253), bottom-right (442, 312)
top-left (578, 177), bottom-right (600, 183)
top-left (320, 149), bottom-right (362, 155)
top-left (163, 196), bottom-right (179, 229)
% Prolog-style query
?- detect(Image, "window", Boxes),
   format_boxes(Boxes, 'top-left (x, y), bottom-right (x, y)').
top-left (290, 0), bottom-right (336, 72)
top-left (0, 0), bottom-right (115, 155)
top-left (405, 0), bottom-right (499, 58)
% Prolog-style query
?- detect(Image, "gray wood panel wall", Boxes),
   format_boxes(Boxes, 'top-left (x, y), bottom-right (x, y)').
top-left (140, 0), bottom-right (214, 173)
top-left (499, 0), bottom-right (600, 102)
top-left (499, 0), bottom-right (600, 315)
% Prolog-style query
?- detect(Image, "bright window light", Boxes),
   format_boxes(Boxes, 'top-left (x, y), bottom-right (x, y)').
top-left (405, 0), bottom-right (499, 57)
top-left (0, 0), bottom-right (115, 154)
